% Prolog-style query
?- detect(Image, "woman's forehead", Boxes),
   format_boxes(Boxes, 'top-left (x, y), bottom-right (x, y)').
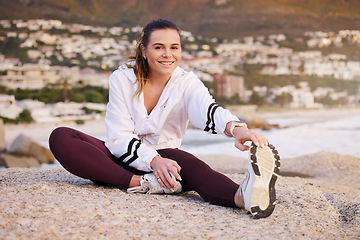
top-left (148, 29), bottom-right (181, 44)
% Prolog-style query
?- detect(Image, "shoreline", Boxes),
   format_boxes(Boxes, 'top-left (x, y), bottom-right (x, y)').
top-left (3, 118), bottom-right (107, 147)
top-left (258, 106), bottom-right (360, 120)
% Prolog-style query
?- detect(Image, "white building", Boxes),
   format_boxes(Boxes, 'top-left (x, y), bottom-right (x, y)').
top-left (0, 95), bottom-right (22, 119)
top-left (271, 83), bottom-right (317, 108)
top-left (0, 63), bottom-right (61, 89)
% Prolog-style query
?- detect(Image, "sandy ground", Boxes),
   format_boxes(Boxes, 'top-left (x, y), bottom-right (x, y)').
top-left (1, 108), bottom-right (360, 239)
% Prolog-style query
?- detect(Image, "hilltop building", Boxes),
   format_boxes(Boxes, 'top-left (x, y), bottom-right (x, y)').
top-left (213, 73), bottom-right (245, 100)
top-left (0, 63), bottom-right (61, 89)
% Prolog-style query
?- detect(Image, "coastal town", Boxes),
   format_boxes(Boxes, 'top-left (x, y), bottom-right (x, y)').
top-left (0, 19), bottom-right (359, 123)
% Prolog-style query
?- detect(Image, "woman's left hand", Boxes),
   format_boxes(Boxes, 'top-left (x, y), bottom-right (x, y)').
top-left (232, 126), bottom-right (269, 151)
top-left (150, 155), bottom-right (182, 191)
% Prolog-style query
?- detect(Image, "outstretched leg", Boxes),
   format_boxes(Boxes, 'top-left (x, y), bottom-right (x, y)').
top-left (49, 127), bottom-right (143, 188)
top-left (158, 148), bottom-right (239, 208)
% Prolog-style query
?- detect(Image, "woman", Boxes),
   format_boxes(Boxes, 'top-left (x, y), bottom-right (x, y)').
top-left (49, 19), bottom-right (280, 219)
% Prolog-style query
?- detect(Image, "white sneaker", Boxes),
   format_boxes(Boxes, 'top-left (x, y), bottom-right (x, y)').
top-left (127, 172), bottom-right (182, 194)
top-left (239, 143), bottom-right (280, 218)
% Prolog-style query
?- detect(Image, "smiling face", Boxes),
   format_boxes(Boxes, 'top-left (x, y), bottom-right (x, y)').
top-left (141, 29), bottom-right (182, 82)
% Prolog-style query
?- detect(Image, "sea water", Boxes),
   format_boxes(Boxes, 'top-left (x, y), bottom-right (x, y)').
top-left (180, 114), bottom-right (360, 159)
top-left (40, 112), bottom-right (360, 169)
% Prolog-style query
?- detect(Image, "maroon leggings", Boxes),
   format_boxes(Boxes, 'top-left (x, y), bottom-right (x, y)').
top-left (49, 127), bottom-right (239, 207)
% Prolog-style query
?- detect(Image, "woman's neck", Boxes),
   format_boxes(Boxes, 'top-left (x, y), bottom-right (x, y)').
top-left (147, 72), bottom-right (171, 87)
top-left (143, 74), bottom-right (170, 115)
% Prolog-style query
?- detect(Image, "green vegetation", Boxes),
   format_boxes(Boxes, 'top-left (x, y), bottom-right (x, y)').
top-left (82, 107), bottom-right (102, 114)
top-left (248, 92), bottom-right (267, 106)
top-left (314, 41), bottom-right (360, 61)
top-left (200, 68), bottom-right (359, 106)
top-left (0, 85), bottom-right (109, 104)
top-left (241, 73), bottom-right (359, 95)
top-left (273, 92), bottom-right (293, 107)
top-left (316, 93), bottom-right (345, 106)
top-left (75, 119), bottom-right (85, 125)
top-left (0, 37), bottom-right (29, 62)
top-left (0, 109), bottom-right (33, 124)
top-left (71, 86), bottom-right (108, 103)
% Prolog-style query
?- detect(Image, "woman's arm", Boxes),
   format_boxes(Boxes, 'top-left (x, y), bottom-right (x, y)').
top-left (184, 73), bottom-right (238, 135)
top-left (105, 70), bottom-right (159, 172)
top-left (225, 121), bottom-right (268, 151)
top-left (184, 73), bottom-right (268, 151)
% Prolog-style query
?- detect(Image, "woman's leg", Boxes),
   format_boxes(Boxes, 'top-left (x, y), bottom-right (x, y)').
top-left (158, 148), bottom-right (239, 208)
top-left (49, 127), bottom-right (143, 188)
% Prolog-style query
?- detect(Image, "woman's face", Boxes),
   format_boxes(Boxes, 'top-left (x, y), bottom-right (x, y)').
top-left (141, 29), bottom-right (182, 80)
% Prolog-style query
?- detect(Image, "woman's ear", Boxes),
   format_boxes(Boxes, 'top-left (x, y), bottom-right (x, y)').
top-left (140, 44), bottom-right (146, 59)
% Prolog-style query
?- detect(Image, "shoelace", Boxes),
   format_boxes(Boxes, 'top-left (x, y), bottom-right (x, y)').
top-left (127, 185), bottom-right (150, 194)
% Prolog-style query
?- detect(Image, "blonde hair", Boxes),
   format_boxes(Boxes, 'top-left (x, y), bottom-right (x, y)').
top-left (127, 19), bottom-right (180, 98)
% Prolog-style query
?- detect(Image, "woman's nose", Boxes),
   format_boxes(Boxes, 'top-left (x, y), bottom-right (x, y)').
top-left (162, 49), bottom-right (171, 57)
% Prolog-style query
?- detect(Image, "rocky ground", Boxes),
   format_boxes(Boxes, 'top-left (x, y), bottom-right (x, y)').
top-left (1, 152), bottom-right (359, 239)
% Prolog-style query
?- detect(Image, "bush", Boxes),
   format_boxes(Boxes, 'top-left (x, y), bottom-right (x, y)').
top-left (0, 109), bottom-right (33, 124)
top-left (18, 109), bottom-right (33, 123)
top-left (75, 119), bottom-right (85, 125)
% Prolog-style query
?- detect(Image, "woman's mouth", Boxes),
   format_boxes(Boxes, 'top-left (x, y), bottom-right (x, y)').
top-left (158, 61), bottom-right (175, 66)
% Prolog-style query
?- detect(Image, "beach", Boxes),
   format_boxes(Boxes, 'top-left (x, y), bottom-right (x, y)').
top-left (1, 107), bottom-right (360, 239)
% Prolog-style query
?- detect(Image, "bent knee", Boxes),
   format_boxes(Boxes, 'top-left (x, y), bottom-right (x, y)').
top-left (49, 127), bottom-right (75, 148)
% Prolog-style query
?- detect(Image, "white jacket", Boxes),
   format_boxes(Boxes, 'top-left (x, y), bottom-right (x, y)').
top-left (105, 64), bottom-right (239, 172)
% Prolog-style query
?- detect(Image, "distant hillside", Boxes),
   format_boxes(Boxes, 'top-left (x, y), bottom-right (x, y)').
top-left (1, 0), bottom-right (360, 38)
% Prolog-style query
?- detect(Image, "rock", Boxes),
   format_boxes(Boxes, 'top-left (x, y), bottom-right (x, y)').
top-left (0, 119), bottom-right (7, 153)
top-left (7, 134), bottom-right (54, 164)
top-left (1, 153), bottom-right (40, 168)
top-left (226, 105), bottom-right (279, 130)
top-left (0, 160), bottom-right (359, 239)
top-left (0, 154), bottom-right (5, 167)
top-left (245, 115), bottom-right (279, 130)
top-left (29, 141), bottom-right (55, 164)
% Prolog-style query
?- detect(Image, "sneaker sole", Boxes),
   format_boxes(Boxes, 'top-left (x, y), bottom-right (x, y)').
top-left (249, 143), bottom-right (280, 219)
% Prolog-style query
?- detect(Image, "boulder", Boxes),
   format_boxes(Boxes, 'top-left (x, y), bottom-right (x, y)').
top-left (0, 119), bottom-right (7, 153)
top-left (244, 115), bottom-right (279, 130)
top-left (1, 153), bottom-right (40, 168)
top-left (226, 105), bottom-right (279, 130)
top-left (7, 134), bottom-right (55, 164)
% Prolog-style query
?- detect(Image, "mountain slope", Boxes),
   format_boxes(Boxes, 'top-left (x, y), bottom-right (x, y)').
top-left (1, 0), bottom-right (360, 38)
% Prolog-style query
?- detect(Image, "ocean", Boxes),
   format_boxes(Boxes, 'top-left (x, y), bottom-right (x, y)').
top-left (37, 111), bottom-right (360, 169)
top-left (180, 113), bottom-right (360, 159)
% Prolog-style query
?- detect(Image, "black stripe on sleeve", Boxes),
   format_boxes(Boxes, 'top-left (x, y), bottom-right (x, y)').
top-left (115, 138), bottom-right (141, 165)
top-left (204, 102), bottom-right (217, 131)
top-left (210, 104), bottom-right (219, 134)
top-left (125, 141), bottom-right (141, 165)
top-left (204, 102), bottom-right (219, 134)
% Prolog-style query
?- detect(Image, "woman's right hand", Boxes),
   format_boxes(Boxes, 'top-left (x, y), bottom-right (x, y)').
top-left (150, 155), bottom-right (182, 191)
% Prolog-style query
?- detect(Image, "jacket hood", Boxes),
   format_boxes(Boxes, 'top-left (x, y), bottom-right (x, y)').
top-left (118, 62), bottom-right (137, 84)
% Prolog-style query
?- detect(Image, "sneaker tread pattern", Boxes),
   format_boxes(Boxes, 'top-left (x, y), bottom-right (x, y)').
top-left (249, 143), bottom-right (281, 219)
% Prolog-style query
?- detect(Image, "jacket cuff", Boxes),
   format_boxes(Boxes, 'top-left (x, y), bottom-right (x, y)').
top-left (222, 116), bottom-right (239, 138)
top-left (128, 148), bottom-right (159, 172)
